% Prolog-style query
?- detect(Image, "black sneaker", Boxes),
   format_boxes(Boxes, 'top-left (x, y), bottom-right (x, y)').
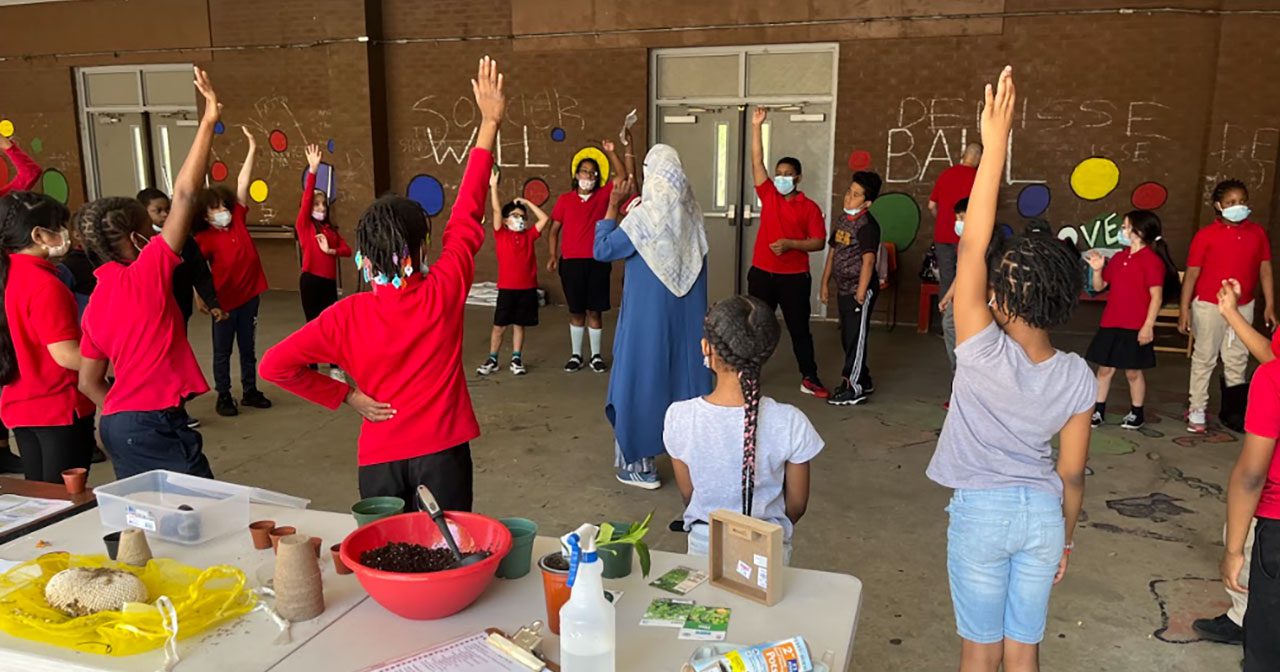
top-left (186, 416), bottom-right (201, 429)
top-left (1091, 411), bottom-right (1104, 428)
top-left (0, 449), bottom-right (22, 474)
top-left (1192, 613), bottom-right (1243, 645)
top-left (589, 355), bottom-right (608, 373)
top-left (241, 389), bottom-right (273, 409)
top-left (216, 392), bottom-right (239, 417)
top-left (564, 354), bottom-right (583, 372)
top-left (828, 384), bottom-right (868, 407)
top-left (476, 357), bottom-right (500, 376)
top-left (509, 357), bottom-right (527, 376)
top-left (1120, 412), bottom-right (1144, 430)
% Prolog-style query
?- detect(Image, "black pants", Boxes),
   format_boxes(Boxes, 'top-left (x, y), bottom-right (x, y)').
top-left (100, 409), bottom-right (213, 481)
top-left (358, 443), bottom-right (473, 513)
top-left (838, 288), bottom-right (876, 394)
top-left (747, 267), bottom-right (817, 379)
top-left (12, 415), bottom-right (96, 484)
top-left (1245, 517), bottom-right (1280, 672)
top-left (300, 272), bottom-right (338, 322)
top-left (212, 295), bottom-right (260, 394)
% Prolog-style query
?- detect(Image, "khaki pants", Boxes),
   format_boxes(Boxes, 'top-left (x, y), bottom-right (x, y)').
top-left (1226, 519), bottom-right (1257, 626)
top-left (1189, 300), bottom-right (1253, 411)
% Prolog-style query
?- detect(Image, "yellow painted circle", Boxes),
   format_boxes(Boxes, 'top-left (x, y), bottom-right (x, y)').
top-left (1069, 157), bottom-right (1120, 201)
top-left (248, 179), bottom-right (270, 203)
top-left (570, 147), bottom-right (610, 184)
top-left (0, 120), bottom-right (13, 138)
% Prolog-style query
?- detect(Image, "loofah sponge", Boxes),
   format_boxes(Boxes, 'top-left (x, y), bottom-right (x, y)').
top-left (44, 567), bottom-right (149, 617)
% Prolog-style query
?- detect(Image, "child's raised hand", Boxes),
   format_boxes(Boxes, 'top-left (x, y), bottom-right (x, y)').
top-left (241, 126), bottom-right (256, 148)
top-left (980, 66), bottom-right (1016, 148)
top-left (602, 139), bottom-right (616, 154)
top-left (305, 144), bottom-right (322, 171)
top-left (193, 67), bottom-right (222, 125)
top-left (489, 167), bottom-right (500, 188)
top-left (751, 106), bottom-right (767, 126)
top-left (472, 56), bottom-right (505, 125)
top-left (1085, 251), bottom-right (1105, 271)
top-left (608, 174), bottom-right (635, 207)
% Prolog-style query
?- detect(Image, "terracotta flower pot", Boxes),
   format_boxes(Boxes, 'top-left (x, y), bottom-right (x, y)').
top-left (270, 526), bottom-right (297, 553)
top-left (61, 468), bottom-right (87, 495)
top-left (249, 520), bottom-right (275, 550)
top-left (331, 543), bottom-right (352, 575)
top-left (309, 536), bottom-right (323, 558)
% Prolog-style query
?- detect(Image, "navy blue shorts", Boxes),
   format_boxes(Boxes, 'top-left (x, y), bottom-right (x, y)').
top-left (100, 409), bottom-right (214, 481)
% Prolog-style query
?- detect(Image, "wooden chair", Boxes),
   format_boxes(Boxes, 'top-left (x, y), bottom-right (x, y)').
top-left (1153, 271), bottom-right (1192, 357)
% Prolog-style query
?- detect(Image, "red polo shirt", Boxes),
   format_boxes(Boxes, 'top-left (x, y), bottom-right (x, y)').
top-left (81, 238), bottom-right (211, 415)
top-left (296, 171), bottom-right (352, 280)
top-left (0, 142), bottom-right (41, 197)
top-left (752, 182), bottom-right (826, 275)
top-left (1, 254), bottom-right (95, 427)
top-left (1245, 352), bottom-right (1280, 520)
top-left (495, 226), bottom-right (541, 290)
top-left (1187, 218), bottom-right (1271, 305)
top-left (1100, 247), bottom-right (1165, 330)
top-left (195, 203), bottom-right (268, 311)
top-left (260, 148), bottom-right (492, 466)
top-left (930, 165), bottom-right (977, 246)
top-left (551, 181), bottom-right (615, 260)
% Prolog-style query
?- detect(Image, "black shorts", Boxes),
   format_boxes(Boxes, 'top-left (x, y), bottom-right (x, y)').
top-left (558, 257), bottom-right (612, 314)
top-left (494, 288), bottom-right (539, 327)
top-left (358, 443), bottom-right (473, 513)
top-left (1086, 327), bottom-right (1156, 370)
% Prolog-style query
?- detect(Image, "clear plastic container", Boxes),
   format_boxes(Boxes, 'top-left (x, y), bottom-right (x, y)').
top-left (96, 470), bottom-right (309, 545)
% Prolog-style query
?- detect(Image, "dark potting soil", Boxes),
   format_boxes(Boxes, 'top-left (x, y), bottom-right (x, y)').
top-left (543, 553), bottom-right (570, 571)
top-left (360, 542), bottom-right (491, 573)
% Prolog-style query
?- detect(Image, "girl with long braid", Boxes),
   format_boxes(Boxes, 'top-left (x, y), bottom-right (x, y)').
top-left (665, 295), bottom-right (824, 564)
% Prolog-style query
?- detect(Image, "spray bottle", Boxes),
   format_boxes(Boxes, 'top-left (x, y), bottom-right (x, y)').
top-left (559, 524), bottom-right (615, 672)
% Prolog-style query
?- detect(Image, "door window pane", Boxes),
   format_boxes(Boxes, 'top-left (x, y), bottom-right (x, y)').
top-left (656, 54), bottom-right (739, 99)
top-left (746, 52), bottom-right (833, 97)
top-left (143, 70), bottom-right (196, 106)
top-left (84, 71), bottom-right (141, 107)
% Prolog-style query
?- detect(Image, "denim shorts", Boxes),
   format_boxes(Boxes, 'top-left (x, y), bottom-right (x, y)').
top-left (946, 486), bottom-right (1065, 644)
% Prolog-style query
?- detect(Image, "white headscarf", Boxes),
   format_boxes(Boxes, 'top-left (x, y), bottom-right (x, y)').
top-left (619, 144), bottom-right (708, 297)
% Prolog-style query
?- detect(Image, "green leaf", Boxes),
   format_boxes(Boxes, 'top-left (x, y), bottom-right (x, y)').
top-left (596, 522), bottom-right (616, 546)
top-left (635, 540), bottom-right (651, 578)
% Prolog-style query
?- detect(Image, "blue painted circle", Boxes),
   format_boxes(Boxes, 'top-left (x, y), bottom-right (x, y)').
top-left (550, 127), bottom-right (566, 142)
top-left (213, 121), bottom-right (225, 135)
top-left (1017, 184), bottom-right (1051, 218)
top-left (407, 175), bottom-right (445, 217)
top-left (301, 163), bottom-right (335, 201)
top-left (327, 139), bottom-right (335, 153)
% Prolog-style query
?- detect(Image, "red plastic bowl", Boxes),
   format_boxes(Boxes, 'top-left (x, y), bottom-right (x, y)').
top-left (340, 511), bottom-right (512, 619)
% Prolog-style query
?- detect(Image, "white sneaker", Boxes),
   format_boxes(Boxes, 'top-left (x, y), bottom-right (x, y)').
top-left (476, 358), bottom-right (500, 376)
top-left (328, 367), bottom-right (347, 383)
top-left (1187, 408), bottom-right (1207, 434)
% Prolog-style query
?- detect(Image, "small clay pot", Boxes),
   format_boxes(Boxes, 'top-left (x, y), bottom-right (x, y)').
top-left (249, 520), bottom-right (275, 550)
top-left (331, 543), bottom-right (352, 575)
top-left (61, 468), bottom-right (87, 495)
top-left (269, 526), bottom-right (296, 553)
top-left (102, 531), bottom-right (122, 561)
top-left (309, 536), bottom-right (323, 558)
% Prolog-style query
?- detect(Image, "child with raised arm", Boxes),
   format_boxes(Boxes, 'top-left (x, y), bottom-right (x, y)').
top-left (297, 144), bottom-right (352, 326)
top-left (77, 67), bottom-right (221, 480)
top-left (260, 57), bottom-right (505, 511)
top-left (476, 169), bottom-right (548, 377)
top-left (926, 67), bottom-right (1095, 672)
top-left (194, 127), bottom-right (271, 417)
top-left (0, 132), bottom-right (41, 197)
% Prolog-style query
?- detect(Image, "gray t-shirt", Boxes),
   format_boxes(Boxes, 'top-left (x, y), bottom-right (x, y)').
top-left (665, 396), bottom-right (824, 540)
top-left (927, 322), bottom-right (1095, 497)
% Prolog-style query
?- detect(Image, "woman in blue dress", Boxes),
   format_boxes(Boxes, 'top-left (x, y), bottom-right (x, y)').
top-left (594, 143), bottom-right (711, 489)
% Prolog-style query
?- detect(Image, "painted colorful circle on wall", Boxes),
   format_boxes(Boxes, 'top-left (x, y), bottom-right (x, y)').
top-left (523, 178), bottom-right (550, 207)
top-left (1131, 182), bottom-right (1168, 210)
top-left (248, 179), bottom-right (270, 203)
top-left (847, 150), bottom-right (871, 172)
top-left (302, 163), bottom-right (336, 201)
top-left (213, 121), bottom-right (225, 135)
top-left (210, 161), bottom-right (229, 182)
top-left (42, 169), bottom-right (69, 205)
top-left (868, 192), bottom-right (921, 251)
top-left (1016, 184), bottom-right (1051, 218)
top-left (1070, 157), bottom-right (1120, 201)
top-left (0, 120), bottom-right (13, 138)
top-left (407, 174), bottom-right (445, 217)
top-left (269, 130), bottom-right (288, 153)
top-left (551, 128), bottom-right (566, 142)
top-left (570, 147), bottom-right (610, 184)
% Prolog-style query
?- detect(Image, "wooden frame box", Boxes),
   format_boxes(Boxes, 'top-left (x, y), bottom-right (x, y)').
top-left (707, 509), bottom-right (784, 606)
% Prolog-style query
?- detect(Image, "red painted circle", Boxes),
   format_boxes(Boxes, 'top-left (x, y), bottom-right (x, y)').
top-left (269, 130), bottom-right (288, 153)
top-left (523, 178), bottom-right (550, 206)
top-left (848, 150), bottom-right (872, 172)
top-left (210, 161), bottom-right (228, 181)
top-left (1131, 182), bottom-right (1168, 210)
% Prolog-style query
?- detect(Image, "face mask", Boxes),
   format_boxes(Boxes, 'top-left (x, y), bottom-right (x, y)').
top-left (311, 210), bottom-right (326, 222)
top-left (211, 210), bottom-right (232, 228)
top-left (843, 206), bottom-right (864, 217)
top-left (577, 178), bottom-right (595, 191)
top-left (152, 224), bottom-right (163, 234)
top-left (131, 231), bottom-right (148, 253)
top-left (703, 355), bottom-right (711, 369)
top-left (773, 175), bottom-right (795, 196)
top-left (507, 216), bottom-right (526, 232)
top-left (1221, 204), bottom-right (1251, 223)
top-left (954, 218), bottom-right (965, 237)
top-left (44, 230), bottom-right (71, 258)
top-left (1117, 229), bottom-right (1132, 246)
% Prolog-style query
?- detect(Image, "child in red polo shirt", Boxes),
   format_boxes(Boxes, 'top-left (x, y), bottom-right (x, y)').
top-left (1084, 210), bottom-right (1181, 430)
top-left (477, 169), bottom-right (549, 377)
top-left (0, 134), bottom-right (41, 197)
top-left (195, 127), bottom-right (272, 418)
top-left (77, 66), bottom-right (221, 480)
top-left (1179, 179), bottom-right (1275, 433)
top-left (0, 192), bottom-right (96, 483)
top-left (260, 57), bottom-right (506, 512)
top-left (547, 139), bottom-right (627, 374)
top-left (297, 143), bottom-right (352, 382)
top-left (748, 106), bottom-right (829, 399)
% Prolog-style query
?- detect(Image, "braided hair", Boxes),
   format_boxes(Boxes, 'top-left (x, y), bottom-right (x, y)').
top-left (985, 231), bottom-right (1083, 330)
top-left (0, 192), bottom-right (72, 385)
top-left (75, 197), bottom-right (148, 266)
top-left (703, 295), bottom-right (782, 516)
top-left (354, 195), bottom-right (432, 286)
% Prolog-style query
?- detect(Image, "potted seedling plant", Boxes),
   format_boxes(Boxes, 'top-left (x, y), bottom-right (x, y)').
top-left (596, 512), bottom-right (653, 579)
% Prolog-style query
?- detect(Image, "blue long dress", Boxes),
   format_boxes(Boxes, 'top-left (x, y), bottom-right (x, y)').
top-left (594, 218), bottom-right (711, 465)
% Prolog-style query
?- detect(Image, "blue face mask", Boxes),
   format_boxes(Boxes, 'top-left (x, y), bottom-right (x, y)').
top-left (1117, 229), bottom-right (1132, 246)
top-left (1221, 204), bottom-right (1251, 223)
top-left (773, 175), bottom-right (795, 196)
top-left (954, 218), bottom-right (964, 237)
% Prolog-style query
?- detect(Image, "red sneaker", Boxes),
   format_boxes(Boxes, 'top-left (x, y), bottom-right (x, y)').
top-left (800, 377), bottom-right (831, 399)
top-left (943, 401), bottom-right (951, 411)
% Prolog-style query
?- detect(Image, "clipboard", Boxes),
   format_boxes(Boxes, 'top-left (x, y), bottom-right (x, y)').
top-left (359, 623), bottom-right (561, 672)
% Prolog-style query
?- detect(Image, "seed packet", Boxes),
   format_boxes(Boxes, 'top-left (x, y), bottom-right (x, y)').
top-left (679, 605), bottom-right (731, 641)
top-left (650, 566), bottom-right (709, 595)
top-left (640, 598), bottom-right (696, 627)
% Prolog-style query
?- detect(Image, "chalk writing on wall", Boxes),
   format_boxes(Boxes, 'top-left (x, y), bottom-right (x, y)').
top-left (402, 89), bottom-right (584, 168)
top-left (1203, 122), bottom-right (1278, 199)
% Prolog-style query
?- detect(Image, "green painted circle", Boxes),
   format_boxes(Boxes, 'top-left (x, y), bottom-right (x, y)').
top-left (868, 192), bottom-right (921, 251)
top-left (42, 169), bottom-right (69, 204)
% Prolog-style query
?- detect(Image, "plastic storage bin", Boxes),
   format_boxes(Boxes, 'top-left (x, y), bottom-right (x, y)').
top-left (96, 470), bottom-right (309, 545)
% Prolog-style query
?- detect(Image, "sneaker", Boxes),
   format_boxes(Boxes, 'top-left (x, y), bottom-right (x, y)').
top-left (1120, 412), bottom-right (1144, 430)
top-left (241, 389), bottom-right (273, 409)
top-left (216, 392), bottom-right (239, 417)
top-left (477, 357), bottom-right (500, 376)
top-left (186, 416), bottom-right (201, 430)
top-left (800, 376), bottom-right (831, 399)
top-left (509, 357), bottom-right (527, 376)
top-left (1091, 411), bottom-right (1104, 428)
top-left (91, 446), bottom-right (109, 463)
top-left (328, 367), bottom-right (347, 383)
top-left (1192, 613), bottom-right (1243, 645)
top-left (863, 383), bottom-right (876, 395)
top-left (1187, 408), bottom-right (1207, 434)
top-left (0, 449), bottom-right (22, 474)
top-left (564, 354), bottom-right (584, 372)
top-left (589, 355), bottom-right (608, 373)
top-left (615, 467), bottom-right (661, 490)
top-left (828, 384), bottom-right (869, 407)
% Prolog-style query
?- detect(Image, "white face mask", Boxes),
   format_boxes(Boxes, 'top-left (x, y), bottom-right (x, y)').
top-left (577, 178), bottom-right (596, 191)
top-left (44, 229), bottom-right (71, 258)
top-left (131, 231), bottom-right (148, 253)
top-left (1221, 204), bottom-right (1251, 223)
top-left (211, 210), bottom-right (232, 229)
top-left (152, 224), bottom-right (163, 234)
top-left (311, 210), bottom-right (326, 222)
top-left (506, 216), bottom-right (526, 232)
top-left (954, 218), bottom-right (965, 237)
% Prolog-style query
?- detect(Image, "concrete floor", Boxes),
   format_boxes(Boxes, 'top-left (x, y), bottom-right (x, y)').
top-left (84, 290), bottom-right (1244, 671)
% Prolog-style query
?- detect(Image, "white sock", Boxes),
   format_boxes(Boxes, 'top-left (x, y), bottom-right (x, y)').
top-left (570, 325), bottom-right (585, 357)
top-left (589, 328), bottom-right (603, 357)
